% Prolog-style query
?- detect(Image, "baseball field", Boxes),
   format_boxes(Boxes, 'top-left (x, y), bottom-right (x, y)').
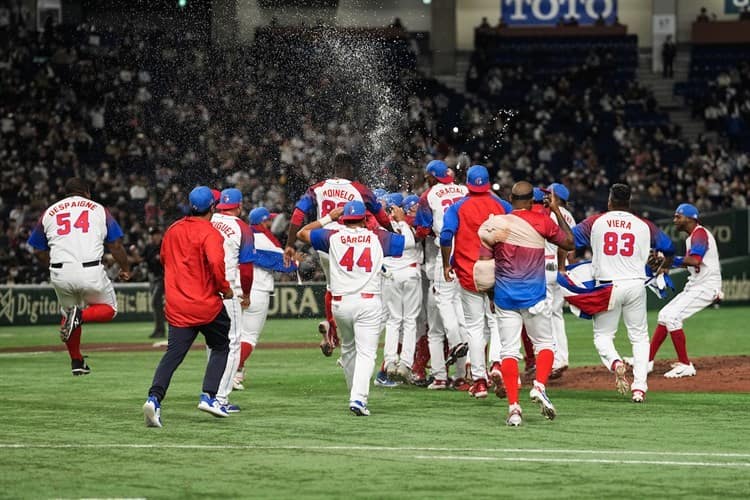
top-left (1, 307), bottom-right (748, 499)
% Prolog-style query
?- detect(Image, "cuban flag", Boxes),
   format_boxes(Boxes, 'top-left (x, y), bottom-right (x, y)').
top-left (557, 261), bottom-right (613, 319)
top-left (558, 261), bottom-right (675, 319)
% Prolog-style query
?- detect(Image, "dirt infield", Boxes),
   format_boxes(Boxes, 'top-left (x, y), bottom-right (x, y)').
top-left (2, 342), bottom-right (747, 393)
top-left (544, 356), bottom-right (750, 393)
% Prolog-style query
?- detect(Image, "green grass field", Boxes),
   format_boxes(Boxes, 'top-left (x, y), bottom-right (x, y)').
top-left (1, 308), bottom-right (749, 499)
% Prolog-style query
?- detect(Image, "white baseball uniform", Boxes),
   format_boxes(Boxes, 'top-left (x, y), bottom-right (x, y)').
top-left (382, 220), bottom-right (421, 371)
top-left (309, 225), bottom-right (405, 409)
top-left (573, 210), bottom-right (674, 394)
top-left (210, 212), bottom-right (255, 405)
top-left (658, 225), bottom-right (722, 330)
top-left (545, 206), bottom-right (576, 369)
top-left (415, 182), bottom-right (469, 382)
top-left (28, 195), bottom-right (122, 312)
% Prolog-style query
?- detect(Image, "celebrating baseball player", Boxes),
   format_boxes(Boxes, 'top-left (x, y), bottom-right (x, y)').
top-left (648, 203), bottom-right (722, 378)
top-left (381, 193), bottom-right (421, 383)
top-left (234, 207), bottom-right (298, 390)
top-left (297, 201), bottom-right (406, 416)
top-left (414, 160), bottom-right (470, 390)
top-left (27, 178), bottom-right (131, 376)
top-left (479, 181), bottom-right (574, 426)
top-left (440, 165), bottom-right (508, 399)
top-left (143, 186), bottom-right (234, 427)
top-left (210, 188), bottom-right (256, 412)
top-left (570, 184), bottom-right (675, 403)
top-left (284, 152), bottom-right (393, 357)
top-left (544, 183), bottom-right (577, 379)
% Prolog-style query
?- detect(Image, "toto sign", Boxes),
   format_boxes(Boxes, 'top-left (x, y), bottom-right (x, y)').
top-left (501, 0), bottom-right (618, 26)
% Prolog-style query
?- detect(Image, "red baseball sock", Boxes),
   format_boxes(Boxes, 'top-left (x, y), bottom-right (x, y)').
top-left (500, 358), bottom-right (520, 405)
top-left (669, 329), bottom-right (690, 365)
top-left (521, 327), bottom-right (535, 368)
top-left (82, 304), bottom-right (116, 323)
top-left (66, 326), bottom-right (83, 360)
top-left (534, 349), bottom-right (554, 386)
top-left (324, 291), bottom-right (339, 345)
top-left (412, 335), bottom-right (429, 376)
top-left (649, 324), bottom-right (668, 361)
top-left (238, 342), bottom-right (254, 370)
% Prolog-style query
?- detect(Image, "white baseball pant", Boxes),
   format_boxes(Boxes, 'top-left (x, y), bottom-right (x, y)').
top-left (592, 280), bottom-right (649, 393)
top-left (383, 266), bottom-right (422, 369)
top-left (495, 299), bottom-right (555, 361)
top-left (546, 281), bottom-right (568, 369)
top-left (460, 287), bottom-right (500, 381)
top-left (216, 297), bottom-right (241, 405)
top-left (333, 293), bottom-right (383, 405)
top-left (50, 265), bottom-right (118, 312)
top-left (657, 283), bottom-right (721, 331)
top-left (241, 289), bottom-right (272, 347)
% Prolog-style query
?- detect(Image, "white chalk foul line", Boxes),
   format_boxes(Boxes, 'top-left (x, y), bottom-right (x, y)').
top-left (1, 443), bottom-right (749, 461)
top-left (413, 455), bottom-right (750, 468)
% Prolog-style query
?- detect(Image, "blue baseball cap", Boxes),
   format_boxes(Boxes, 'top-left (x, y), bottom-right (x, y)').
top-left (386, 192), bottom-right (404, 208)
top-left (402, 194), bottom-right (419, 212)
top-left (339, 200), bottom-right (367, 222)
top-left (533, 187), bottom-right (548, 203)
top-left (216, 188), bottom-right (243, 210)
top-left (467, 165), bottom-right (490, 193)
top-left (675, 203), bottom-right (699, 220)
top-left (547, 183), bottom-right (569, 202)
top-left (425, 160), bottom-right (453, 184)
top-left (189, 186), bottom-right (215, 213)
top-left (373, 188), bottom-right (388, 201)
top-left (249, 207), bottom-right (278, 225)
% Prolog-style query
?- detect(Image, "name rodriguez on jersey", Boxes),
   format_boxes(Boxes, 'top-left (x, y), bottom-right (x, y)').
top-left (47, 200), bottom-right (99, 217)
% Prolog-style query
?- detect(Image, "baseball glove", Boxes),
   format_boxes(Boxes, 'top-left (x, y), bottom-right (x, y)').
top-left (647, 250), bottom-right (664, 273)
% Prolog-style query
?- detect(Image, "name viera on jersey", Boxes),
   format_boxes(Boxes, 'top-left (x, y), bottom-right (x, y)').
top-left (339, 234), bottom-right (371, 245)
top-left (47, 200), bottom-right (99, 217)
top-left (607, 220), bottom-right (632, 229)
top-left (212, 221), bottom-right (237, 238)
top-left (322, 189), bottom-right (356, 201)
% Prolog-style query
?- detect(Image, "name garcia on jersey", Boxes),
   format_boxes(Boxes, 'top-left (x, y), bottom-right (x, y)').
top-left (340, 234), bottom-right (371, 245)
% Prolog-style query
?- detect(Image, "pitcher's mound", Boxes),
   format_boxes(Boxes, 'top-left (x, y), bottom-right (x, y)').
top-left (544, 355), bottom-right (750, 393)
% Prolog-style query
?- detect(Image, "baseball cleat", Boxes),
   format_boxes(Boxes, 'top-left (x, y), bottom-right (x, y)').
top-left (349, 400), bottom-right (370, 416)
top-left (529, 382), bottom-right (556, 420)
top-left (451, 378), bottom-right (471, 392)
top-left (143, 396), bottom-right (162, 428)
top-left (549, 365), bottom-right (568, 380)
top-left (197, 393), bottom-right (229, 418)
top-left (374, 371), bottom-right (399, 387)
top-left (60, 306), bottom-right (82, 343)
top-left (632, 390), bottom-right (646, 403)
top-left (664, 362), bottom-right (696, 379)
top-left (318, 320), bottom-right (339, 357)
top-left (614, 361), bottom-right (629, 396)
top-left (469, 379), bottom-right (488, 399)
top-left (71, 358), bottom-right (91, 376)
top-left (232, 370), bottom-right (245, 391)
top-left (427, 379), bottom-right (448, 390)
top-left (489, 362), bottom-right (507, 399)
top-left (445, 342), bottom-right (469, 366)
top-left (506, 404), bottom-right (523, 427)
top-left (221, 403), bottom-right (241, 413)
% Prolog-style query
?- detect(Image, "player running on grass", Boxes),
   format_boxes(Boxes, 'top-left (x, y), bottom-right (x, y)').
top-left (28, 178), bottom-right (131, 376)
top-left (284, 153), bottom-right (393, 357)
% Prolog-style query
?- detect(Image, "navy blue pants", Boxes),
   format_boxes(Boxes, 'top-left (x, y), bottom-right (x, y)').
top-left (148, 306), bottom-right (230, 402)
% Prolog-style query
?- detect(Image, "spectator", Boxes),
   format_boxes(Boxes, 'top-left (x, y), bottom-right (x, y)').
top-left (696, 7), bottom-right (709, 22)
top-left (661, 35), bottom-right (676, 79)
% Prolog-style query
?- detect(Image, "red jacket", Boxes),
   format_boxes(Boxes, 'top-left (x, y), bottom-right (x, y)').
top-left (161, 216), bottom-right (229, 327)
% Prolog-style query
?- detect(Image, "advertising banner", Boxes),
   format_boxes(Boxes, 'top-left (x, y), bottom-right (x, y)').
top-left (501, 0), bottom-right (618, 26)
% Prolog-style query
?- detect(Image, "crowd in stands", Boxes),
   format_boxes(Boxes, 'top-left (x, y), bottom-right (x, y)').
top-left (1, 12), bottom-right (748, 285)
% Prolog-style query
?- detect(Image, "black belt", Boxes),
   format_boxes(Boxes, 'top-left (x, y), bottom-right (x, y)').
top-left (50, 260), bottom-right (102, 269)
top-left (599, 280), bottom-right (612, 284)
